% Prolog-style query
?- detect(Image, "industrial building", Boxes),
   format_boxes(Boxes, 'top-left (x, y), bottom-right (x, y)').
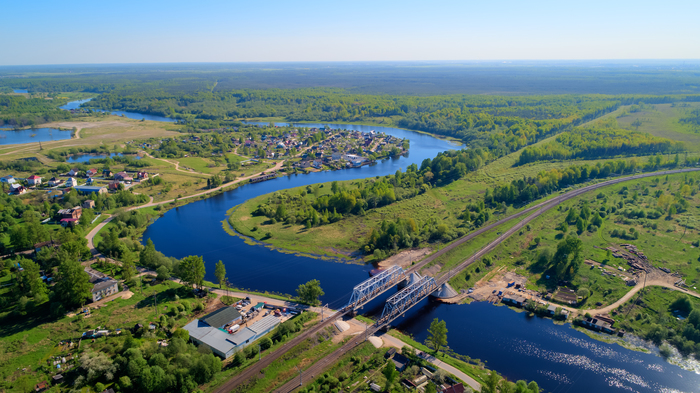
top-left (184, 308), bottom-right (281, 359)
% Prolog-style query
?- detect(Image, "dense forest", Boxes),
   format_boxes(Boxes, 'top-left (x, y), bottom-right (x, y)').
top-left (4, 62), bottom-right (700, 95)
top-left (0, 95), bottom-right (73, 127)
top-left (516, 127), bottom-right (683, 165)
top-left (485, 154), bottom-right (692, 208)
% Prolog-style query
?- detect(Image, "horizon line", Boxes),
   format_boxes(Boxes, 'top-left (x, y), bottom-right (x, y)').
top-left (2, 59), bottom-right (700, 68)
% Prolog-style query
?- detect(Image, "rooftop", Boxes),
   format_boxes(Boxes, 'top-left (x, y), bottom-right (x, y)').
top-left (183, 319), bottom-right (237, 354)
top-left (249, 315), bottom-right (281, 334)
top-left (92, 277), bottom-right (117, 293)
top-left (229, 327), bottom-right (256, 346)
top-left (201, 306), bottom-right (242, 329)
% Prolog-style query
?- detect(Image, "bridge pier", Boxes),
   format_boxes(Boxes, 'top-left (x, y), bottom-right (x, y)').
top-left (430, 282), bottom-right (459, 300)
top-left (397, 272), bottom-right (422, 289)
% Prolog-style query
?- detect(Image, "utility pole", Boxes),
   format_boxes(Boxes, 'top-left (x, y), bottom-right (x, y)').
top-left (295, 365), bottom-right (302, 386)
top-left (154, 291), bottom-right (158, 316)
top-left (258, 344), bottom-right (262, 361)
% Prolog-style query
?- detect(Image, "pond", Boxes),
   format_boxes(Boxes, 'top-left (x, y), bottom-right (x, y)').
top-left (13, 89), bottom-right (28, 94)
top-left (0, 127), bottom-right (72, 145)
top-left (65, 153), bottom-right (140, 163)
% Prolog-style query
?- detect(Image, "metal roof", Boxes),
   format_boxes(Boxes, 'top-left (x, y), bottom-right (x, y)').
top-left (229, 327), bottom-right (256, 346)
top-left (91, 278), bottom-right (117, 293)
top-left (201, 306), bottom-right (242, 329)
top-left (183, 320), bottom-right (237, 354)
top-left (249, 315), bottom-right (281, 334)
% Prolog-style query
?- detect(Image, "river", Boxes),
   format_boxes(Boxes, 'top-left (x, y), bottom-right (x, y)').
top-left (63, 102), bottom-right (700, 392)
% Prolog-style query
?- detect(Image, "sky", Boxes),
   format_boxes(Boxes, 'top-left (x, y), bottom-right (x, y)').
top-left (2, 0), bottom-right (699, 65)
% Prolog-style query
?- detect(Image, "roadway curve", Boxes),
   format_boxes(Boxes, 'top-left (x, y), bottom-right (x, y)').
top-left (219, 167), bottom-right (700, 392)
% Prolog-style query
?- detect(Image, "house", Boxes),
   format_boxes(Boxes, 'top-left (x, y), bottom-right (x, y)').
top-left (108, 181), bottom-right (121, 191)
top-left (82, 200), bottom-right (96, 209)
top-left (312, 160), bottom-right (322, 169)
top-left (34, 240), bottom-right (60, 253)
top-left (58, 207), bottom-right (82, 219)
top-left (35, 380), bottom-right (49, 391)
top-left (68, 168), bottom-right (80, 176)
top-left (114, 172), bottom-right (133, 182)
top-left (86, 168), bottom-right (98, 177)
top-left (391, 353), bottom-right (409, 372)
top-left (52, 374), bottom-right (64, 384)
top-left (502, 295), bottom-right (526, 307)
top-left (296, 160), bottom-right (312, 169)
top-left (91, 277), bottom-right (118, 302)
top-left (74, 185), bottom-right (108, 195)
top-left (60, 218), bottom-right (79, 227)
top-left (1, 175), bottom-right (17, 184)
top-left (27, 175), bottom-right (42, 186)
top-left (10, 184), bottom-right (27, 195)
top-left (581, 315), bottom-right (615, 334)
top-left (440, 383), bottom-right (466, 393)
top-left (331, 151), bottom-right (343, 160)
top-left (65, 177), bottom-right (77, 188)
top-left (48, 177), bottom-right (63, 187)
top-left (102, 169), bottom-right (113, 178)
top-left (137, 171), bottom-right (149, 180)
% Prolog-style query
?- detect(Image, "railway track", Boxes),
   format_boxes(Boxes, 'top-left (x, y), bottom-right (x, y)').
top-left (216, 167), bottom-right (700, 392)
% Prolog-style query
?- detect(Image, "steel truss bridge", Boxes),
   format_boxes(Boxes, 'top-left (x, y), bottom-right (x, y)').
top-left (346, 265), bottom-right (407, 311)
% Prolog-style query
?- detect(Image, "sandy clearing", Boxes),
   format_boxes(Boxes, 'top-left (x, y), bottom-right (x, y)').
top-left (378, 248), bottom-right (432, 269)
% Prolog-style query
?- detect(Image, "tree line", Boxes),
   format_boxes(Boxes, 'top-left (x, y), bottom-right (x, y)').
top-left (516, 127), bottom-right (683, 165)
top-left (485, 154), bottom-right (693, 208)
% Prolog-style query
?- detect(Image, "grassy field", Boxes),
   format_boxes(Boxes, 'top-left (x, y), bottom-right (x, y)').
top-left (616, 103), bottom-right (700, 152)
top-left (445, 172), bottom-right (700, 310)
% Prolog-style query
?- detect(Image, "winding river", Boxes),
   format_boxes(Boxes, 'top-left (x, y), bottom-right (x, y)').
top-left (64, 101), bottom-right (700, 392)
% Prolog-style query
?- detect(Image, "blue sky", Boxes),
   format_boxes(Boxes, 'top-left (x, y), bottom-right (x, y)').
top-left (2, 0), bottom-right (699, 65)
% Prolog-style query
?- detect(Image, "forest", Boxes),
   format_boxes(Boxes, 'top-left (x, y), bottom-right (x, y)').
top-left (516, 126), bottom-right (683, 165)
top-left (485, 154), bottom-right (693, 208)
top-left (0, 95), bottom-right (73, 127)
top-left (4, 61), bottom-right (700, 95)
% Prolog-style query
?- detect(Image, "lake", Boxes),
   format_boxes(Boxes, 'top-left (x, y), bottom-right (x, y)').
top-left (0, 127), bottom-right (72, 145)
top-left (139, 121), bottom-right (700, 392)
top-left (59, 98), bottom-right (178, 122)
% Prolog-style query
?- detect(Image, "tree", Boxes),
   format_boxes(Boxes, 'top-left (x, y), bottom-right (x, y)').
top-left (140, 238), bottom-right (158, 267)
top-left (179, 255), bottom-right (205, 289)
top-left (482, 371), bottom-right (501, 393)
top-left (426, 318), bottom-right (448, 354)
top-left (383, 362), bottom-right (399, 391)
top-left (121, 257), bottom-right (135, 283)
top-left (156, 265), bottom-right (170, 281)
top-left (56, 258), bottom-right (92, 308)
top-left (296, 279), bottom-right (324, 305)
top-left (215, 260), bottom-right (226, 289)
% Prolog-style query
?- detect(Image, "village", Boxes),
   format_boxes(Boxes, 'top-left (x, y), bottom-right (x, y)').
top-left (137, 125), bottom-right (408, 172)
